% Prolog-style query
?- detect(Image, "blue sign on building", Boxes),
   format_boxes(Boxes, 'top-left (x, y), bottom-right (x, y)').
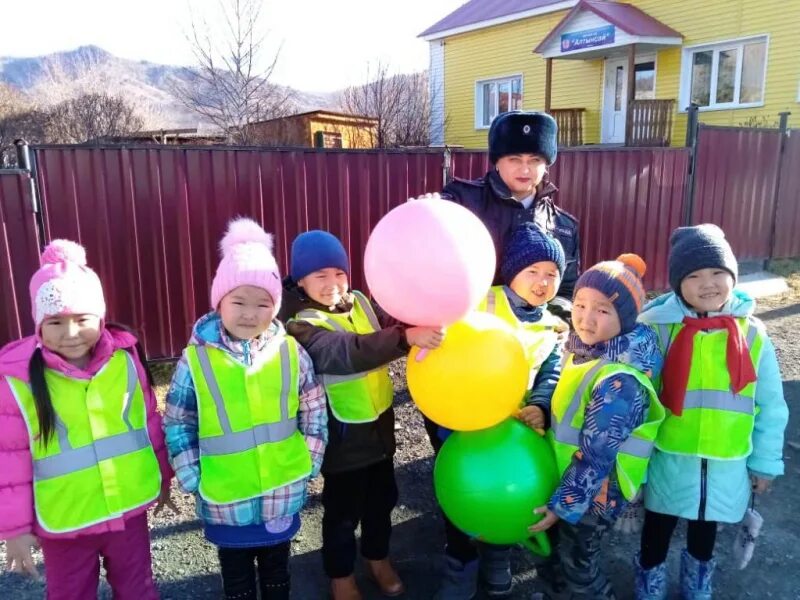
top-left (560, 25), bottom-right (616, 52)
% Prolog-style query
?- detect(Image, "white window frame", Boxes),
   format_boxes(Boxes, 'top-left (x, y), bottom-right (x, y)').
top-left (679, 34), bottom-right (769, 112)
top-left (474, 74), bottom-right (524, 129)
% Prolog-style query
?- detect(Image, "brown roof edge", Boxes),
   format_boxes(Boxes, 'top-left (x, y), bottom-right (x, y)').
top-left (249, 109), bottom-right (378, 126)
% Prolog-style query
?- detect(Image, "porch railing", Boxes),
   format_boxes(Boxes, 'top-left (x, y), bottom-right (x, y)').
top-left (550, 108), bottom-right (585, 147)
top-left (627, 99), bottom-right (675, 147)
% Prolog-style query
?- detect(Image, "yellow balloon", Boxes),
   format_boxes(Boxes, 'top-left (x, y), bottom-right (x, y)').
top-left (407, 311), bottom-right (529, 431)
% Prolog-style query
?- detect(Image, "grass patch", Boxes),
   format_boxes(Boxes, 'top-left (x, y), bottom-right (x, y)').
top-left (768, 258), bottom-right (800, 290)
top-left (149, 360), bottom-right (176, 410)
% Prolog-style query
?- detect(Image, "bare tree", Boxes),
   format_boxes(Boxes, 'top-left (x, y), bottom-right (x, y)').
top-left (0, 84), bottom-right (40, 166)
top-left (44, 93), bottom-right (143, 143)
top-left (339, 64), bottom-right (437, 148)
top-left (170, 0), bottom-right (296, 144)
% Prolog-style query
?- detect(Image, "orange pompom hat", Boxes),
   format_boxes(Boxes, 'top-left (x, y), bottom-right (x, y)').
top-left (574, 253), bottom-right (647, 333)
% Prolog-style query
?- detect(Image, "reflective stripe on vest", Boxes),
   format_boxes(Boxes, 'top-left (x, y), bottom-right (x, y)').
top-left (292, 291), bottom-right (393, 423)
top-left (478, 286), bottom-right (562, 389)
top-left (187, 337), bottom-right (312, 505)
top-left (549, 355), bottom-right (664, 500)
top-left (654, 318), bottom-right (762, 460)
top-left (10, 350), bottom-right (161, 533)
top-left (194, 344), bottom-right (297, 455)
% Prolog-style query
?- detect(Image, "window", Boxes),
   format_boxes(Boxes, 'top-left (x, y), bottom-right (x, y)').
top-left (313, 131), bottom-right (343, 148)
top-left (681, 36), bottom-right (768, 110)
top-left (476, 76), bottom-right (522, 128)
top-left (635, 61), bottom-right (656, 100)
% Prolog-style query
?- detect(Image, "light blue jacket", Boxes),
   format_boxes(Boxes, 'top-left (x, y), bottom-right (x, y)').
top-left (638, 290), bottom-right (788, 523)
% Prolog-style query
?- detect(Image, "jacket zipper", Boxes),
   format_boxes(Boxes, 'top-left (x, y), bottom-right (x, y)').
top-left (699, 458), bottom-right (708, 521)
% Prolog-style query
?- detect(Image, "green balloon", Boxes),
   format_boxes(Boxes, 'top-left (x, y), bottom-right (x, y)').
top-left (434, 418), bottom-right (560, 556)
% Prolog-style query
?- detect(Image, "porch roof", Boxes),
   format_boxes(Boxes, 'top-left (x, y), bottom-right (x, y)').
top-left (534, 1), bottom-right (682, 59)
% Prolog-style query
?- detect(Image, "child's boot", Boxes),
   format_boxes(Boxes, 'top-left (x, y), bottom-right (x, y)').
top-left (680, 549), bottom-right (715, 600)
top-left (634, 553), bottom-right (668, 600)
top-left (330, 575), bottom-right (363, 600)
top-left (478, 544), bottom-right (513, 597)
top-left (434, 556), bottom-right (478, 600)
top-left (366, 558), bottom-right (405, 596)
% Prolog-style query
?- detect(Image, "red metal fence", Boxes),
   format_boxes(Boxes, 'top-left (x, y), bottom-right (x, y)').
top-left (773, 133), bottom-right (800, 258)
top-left (0, 171), bottom-right (40, 343)
top-left (0, 128), bottom-right (798, 359)
top-left (691, 126), bottom-right (783, 261)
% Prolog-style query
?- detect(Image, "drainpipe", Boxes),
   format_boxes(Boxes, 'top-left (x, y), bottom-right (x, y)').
top-left (14, 139), bottom-right (46, 252)
top-left (683, 104), bottom-right (700, 226)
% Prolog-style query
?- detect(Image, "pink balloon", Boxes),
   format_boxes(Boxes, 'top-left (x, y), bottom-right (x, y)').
top-left (364, 198), bottom-right (496, 326)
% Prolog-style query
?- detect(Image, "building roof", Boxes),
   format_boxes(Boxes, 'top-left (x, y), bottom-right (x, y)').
top-left (249, 110), bottom-right (379, 126)
top-left (419, 0), bottom-right (576, 40)
top-left (534, 1), bottom-right (682, 53)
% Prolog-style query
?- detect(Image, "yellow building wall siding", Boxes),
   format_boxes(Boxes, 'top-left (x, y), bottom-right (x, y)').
top-left (441, 0), bottom-right (800, 147)
top-left (308, 117), bottom-right (378, 149)
top-left (443, 10), bottom-right (604, 147)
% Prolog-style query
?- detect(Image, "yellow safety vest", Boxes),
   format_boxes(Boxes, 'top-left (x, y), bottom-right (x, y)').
top-left (548, 354), bottom-right (665, 500)
top-left (477, 286), bottom-right (564, 388)
top-left (651, 318), bottom-right (763, 460)
top-left (291, 290), bottom-right (393, 423)
top-left (10, 350), bottom-right (161, 533)
top-left (185, 335), bottom-right (312, 505)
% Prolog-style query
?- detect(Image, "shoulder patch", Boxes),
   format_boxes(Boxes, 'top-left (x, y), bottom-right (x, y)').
top-left (555, 207), bottom-right (579, 223)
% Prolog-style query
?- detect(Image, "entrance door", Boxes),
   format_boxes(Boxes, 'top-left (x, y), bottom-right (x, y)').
top-left (602, 57), bottom-right (628, 144)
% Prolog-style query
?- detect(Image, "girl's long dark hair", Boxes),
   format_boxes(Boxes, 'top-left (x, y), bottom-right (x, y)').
top-left (28, 321), bottom-right (153, 448)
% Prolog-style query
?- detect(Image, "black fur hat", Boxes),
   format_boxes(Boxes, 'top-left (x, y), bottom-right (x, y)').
top-left (488, 111), bottom-right (558, 165)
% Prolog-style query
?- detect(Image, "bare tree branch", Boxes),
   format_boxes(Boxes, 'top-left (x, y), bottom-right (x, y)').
top-left (169, 0), bottom-right (296, 144)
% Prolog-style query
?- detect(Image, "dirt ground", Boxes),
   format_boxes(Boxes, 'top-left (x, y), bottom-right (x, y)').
top-left (2, 278), bottom-right (799, 599)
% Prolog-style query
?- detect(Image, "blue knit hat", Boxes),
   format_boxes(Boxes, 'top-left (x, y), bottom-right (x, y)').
top-left (668, 224), bottom-right (737, 292)
top-left (500, 223), bottom-right (566, 285)
top-left (489, 111), bottom-right (558, 165)
top-left (574, 254), bottom-right (647, 334)
top-left (290, 230), bottom-right (349, 282)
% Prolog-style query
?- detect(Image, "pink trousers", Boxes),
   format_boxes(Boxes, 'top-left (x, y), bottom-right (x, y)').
top-left (40, 513), bottom-right (159, 600)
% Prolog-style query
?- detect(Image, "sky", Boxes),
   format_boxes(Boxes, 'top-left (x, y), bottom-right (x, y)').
top-left (0, 0), bottom-right (466, 92)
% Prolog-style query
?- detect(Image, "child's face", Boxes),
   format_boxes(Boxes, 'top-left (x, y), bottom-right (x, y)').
top-left (219, 285), bottom-right (275, 340)
top-left (40, 314), bottom-right (102, 364)
top-left (495, 153), bottom-right (547, 198)
top-left (298, 268), bottom-right (349, 307)
top-left (680, 268), bottom-right (734, 313)
top-left (509, 260), bottom-right (561, 307)
top-left (572, 287), bottom-right (622, 345)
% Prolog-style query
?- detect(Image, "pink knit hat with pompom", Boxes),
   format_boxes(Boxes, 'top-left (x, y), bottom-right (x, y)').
top-left (29, 240), bottom-right (106, 329)
top-left (210, 217), bottom-right (282, 312)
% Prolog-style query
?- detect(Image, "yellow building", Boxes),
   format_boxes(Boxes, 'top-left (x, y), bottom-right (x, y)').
top-left (247, 110), bottom-right (379, 149)
top-left (421, 0), bottom-right (799, 147)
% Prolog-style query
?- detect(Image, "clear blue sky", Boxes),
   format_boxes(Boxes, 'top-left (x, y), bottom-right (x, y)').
top-left (0, 0), bottom-right (465, 92)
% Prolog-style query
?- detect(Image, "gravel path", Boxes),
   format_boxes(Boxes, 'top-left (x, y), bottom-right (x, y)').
top-left (2, 294), bottom-right (799, 599)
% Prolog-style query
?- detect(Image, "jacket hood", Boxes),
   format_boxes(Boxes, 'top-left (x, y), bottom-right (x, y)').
top-left (638, 288), bottom-right (755, 325)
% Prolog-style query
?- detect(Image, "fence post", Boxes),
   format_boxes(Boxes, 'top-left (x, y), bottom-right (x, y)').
top-left (443, 145), bottom-right (453, 185)
top-left (683, 104), bottom-right (700, 226)
top-left (768, 111), bottom-right (791, 260)
top-left (13, 139), bottom-right (45, 252)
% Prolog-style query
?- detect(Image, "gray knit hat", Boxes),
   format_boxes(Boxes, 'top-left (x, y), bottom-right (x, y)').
top-left (668, 224), bottom-right (738, 292)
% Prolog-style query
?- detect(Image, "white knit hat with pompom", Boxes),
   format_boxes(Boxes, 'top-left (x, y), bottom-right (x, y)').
top-left (210, 217), bottom-right (282, 311)
top-left (28, 239), bottom-right (106, 329)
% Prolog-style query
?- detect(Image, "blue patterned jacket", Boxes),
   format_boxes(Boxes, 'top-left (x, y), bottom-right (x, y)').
top-left (547, 324), bottom-right (663, 524)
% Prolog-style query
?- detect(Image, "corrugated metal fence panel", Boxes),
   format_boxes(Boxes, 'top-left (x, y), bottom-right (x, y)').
top-left (692, 126), bottom-right (782, 261)
top-left (33, 146), bottom-right (444, 359)
top-left (0, 171), bottom-right (40, 346)
top-left (773, 132), bottom-right (800, 259)
top-left (450, 147), bottom-right (690, 289)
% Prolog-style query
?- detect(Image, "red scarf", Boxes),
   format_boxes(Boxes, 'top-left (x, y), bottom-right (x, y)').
top-left (661, 316), bottom-right (757, 415)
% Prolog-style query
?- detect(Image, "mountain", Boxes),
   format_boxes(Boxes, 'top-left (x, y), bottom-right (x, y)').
top-left (0, 45), bottom-right (340, 130)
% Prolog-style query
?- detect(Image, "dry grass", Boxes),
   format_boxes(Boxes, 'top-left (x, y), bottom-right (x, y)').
top-left (764, 258), bottom-right (800, 306)
top-left (150, 361), bottom-right (176, 411)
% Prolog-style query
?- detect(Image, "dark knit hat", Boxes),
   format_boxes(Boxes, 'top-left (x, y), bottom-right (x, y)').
top-left (574, 254), bottom-right (647, 334)
top-left (489, 111), bottom-right (558, 165)
top-left (500, 222), bottom-right (566, 285)
top-left (668, 224), bottom-right (737, 292)
top-left (290, 230), bottom-right (349, 282)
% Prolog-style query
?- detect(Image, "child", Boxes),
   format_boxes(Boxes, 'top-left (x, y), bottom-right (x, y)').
top-left (635, 225), bottom-right (788, 600)
top-left (0, 239), bottom-right (173, 600)
top-left (279, 230), bottom-right (442, 600)
top-left (464, 222), bottom-right (567, 597)
top-left (163, 218), bottom-right (327, 600)
top-left (530, 254), bottom-right (665, 600)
